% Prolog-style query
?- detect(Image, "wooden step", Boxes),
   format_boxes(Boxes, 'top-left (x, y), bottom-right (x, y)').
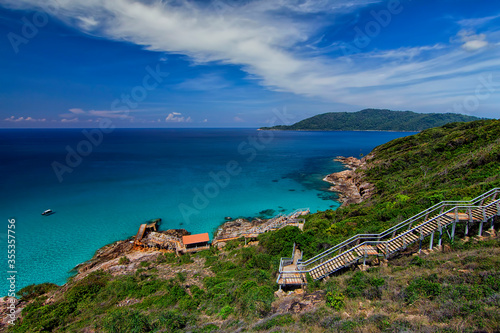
top-left (355, 245), bottom-right (378, 256)
top-left (436, 216), bottom-right (453, 225)
top-left (377, 243), bottom-right (389, 254)
top-left (312, 252), bottom-right (358, 278)
top-left (445, 213), bottom-right (470, 221)
top-left (417, 226), bottom-right (437, 235)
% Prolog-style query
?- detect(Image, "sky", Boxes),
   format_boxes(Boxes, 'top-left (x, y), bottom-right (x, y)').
top-left (0, 0), bottom-right (499, 128)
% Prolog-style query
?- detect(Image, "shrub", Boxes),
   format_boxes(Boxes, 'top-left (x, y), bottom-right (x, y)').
top-left (156, 310), bottom-right (187, 331)
top-left (163, 284), bottom-right (188, 306)
top-left (253, 313), bottom-right (294, 331)
top-left (65, 271), bottom-right (109, 306)
top-left (179, 295), bottom-right (199, 311)
top-left (300, 306), bottom-right (330, 325)
top-left (17, 283), bottom-right (59, 302)
top-left (409, 256), bottom-right (434, 268)
top-left (13, 300), bottom-right (76, 332)
top-left (258, 226), bottom-right (302, 257)
top-left (219, 305), bottom-right (234, 319)
top-left (177, 272), bottom-right (186, 282)
top-left (345, 271), bottom-right (385, 300)
top-left (101, 309), bottom-right (152, 333)
top-left (326, 292), bottom-right (345, 311)
top-left (403, 275), bottom-right (442, 304)
top-left (156, 252), bottom-right (178, 264)
top-left (139, 261), bottom-right (150, 268)
top-left (179, 253), bottom-right (194, 265)
top-left (119, 256), bottom-right (130, 265)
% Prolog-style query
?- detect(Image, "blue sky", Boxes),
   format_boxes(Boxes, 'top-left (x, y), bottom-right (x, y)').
top-left (0, 0), bottom-right (499, 128)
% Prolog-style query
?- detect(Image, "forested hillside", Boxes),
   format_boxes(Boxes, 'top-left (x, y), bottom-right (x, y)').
top-left (260, 109), bottom-right (481, 131)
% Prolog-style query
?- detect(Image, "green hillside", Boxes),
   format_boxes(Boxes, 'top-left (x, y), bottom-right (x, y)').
top-left (301, 119), bottom-right (500, 255)
top-left (260, 109), bottom-right (482, 131)
top-left (9, 120), bottom-right (500, 333)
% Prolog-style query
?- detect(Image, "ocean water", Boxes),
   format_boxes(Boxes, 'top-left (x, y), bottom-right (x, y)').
top-left (0, 128), bottom-right (413, 293)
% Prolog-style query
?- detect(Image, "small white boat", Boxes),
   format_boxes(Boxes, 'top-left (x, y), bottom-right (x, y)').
top-left (41, 209), bottom-right (53, 216)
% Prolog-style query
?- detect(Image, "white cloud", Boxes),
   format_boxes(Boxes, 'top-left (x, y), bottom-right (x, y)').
top-left (61, 108), bottom-right (133, 120)
top-left (458, 14), bottom-right (500, 28)
top-left (202, 119), bottom-right (208, 123)
top-left (68, 108), bottom-right (86, 114)
top-left (77, 16), bottom-right (99, 30)
top-left (4, 116), bottom-right (46, 122)
top-left (61, 118), bottom-right (79, 123)
top-left (177, 73), bottom-right (230, 91)
top-left (2, 0), bottom-right (500, 114)
top-left (456, 30), bottom-right (490, 52)
top-left (165, 112), bottom-right (192, 122)
top-left (462, 39), bottom-right (489, 52)
top-left (363, 44), bottom-right (446, 60)
top-left (0, 0), bottom-right (379, 99)
top-left (233, 116), bottom-right (244, 122)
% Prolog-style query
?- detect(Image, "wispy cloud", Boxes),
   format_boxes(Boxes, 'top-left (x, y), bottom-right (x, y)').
top-left (363, 44), bottom-right (446, 60)
top-left (458, 14), bottom-right (500, 28)
top-left (177, 73), bottom-right (230, 91)
top-left (60, 108), bottom-right (133, 120)
top-left (2, 0), bottom-right (500, 114)
top-left (165, 112), bottom-right (192, 122)
top-left (455, 30), bottom-right (490, 52)
top-left (60, 117), bottom-right (79, 123)
top-left (0, 0), bottom-right (378, 97)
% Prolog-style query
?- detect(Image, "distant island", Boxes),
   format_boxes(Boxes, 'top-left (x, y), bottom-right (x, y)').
top-left (260, 108), bottom-right (481, 132)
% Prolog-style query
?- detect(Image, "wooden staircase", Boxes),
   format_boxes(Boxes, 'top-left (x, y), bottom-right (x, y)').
top-left (309, 252), bottom-right (356, 280)
top-left (277, 188), bottom-right (500, 287)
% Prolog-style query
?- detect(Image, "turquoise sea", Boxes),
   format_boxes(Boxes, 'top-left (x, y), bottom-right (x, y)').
top-left (0, 128), bottom-right (413, 294)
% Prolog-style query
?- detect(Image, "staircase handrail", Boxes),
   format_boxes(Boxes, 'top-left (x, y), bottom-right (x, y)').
top-left (296, 188), bottom-right (499, 267)
top-left (293, 198), bottom-right (500, 274)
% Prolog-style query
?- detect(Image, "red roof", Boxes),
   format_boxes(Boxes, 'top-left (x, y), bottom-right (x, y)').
top-left (182, 233), bottom-right (209, 245)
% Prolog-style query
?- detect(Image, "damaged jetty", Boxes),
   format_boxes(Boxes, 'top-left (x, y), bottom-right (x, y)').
top-left (133, 219), bottom-right (210, 254)
top-left (133, 209), bottom-right (310, 254)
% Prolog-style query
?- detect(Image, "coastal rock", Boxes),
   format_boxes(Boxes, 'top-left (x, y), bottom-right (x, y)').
top-left (272, 290), bottom-right (325, 314)
top-left (0, 297), bottom-right (22, 327)
top-left (213, 218), bottom-right (267, 245)
top-left (75, 228), bottom-right (191, 276)
top-left (161, 229), bottom-right (190, 238)
top-left (323, 155), bottom-right (375, 207)
top-left (75, 240), bottom-right (134, 274)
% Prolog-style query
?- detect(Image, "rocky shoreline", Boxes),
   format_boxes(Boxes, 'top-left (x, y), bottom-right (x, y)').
top-left (323, 155), bottom-right (375, 207)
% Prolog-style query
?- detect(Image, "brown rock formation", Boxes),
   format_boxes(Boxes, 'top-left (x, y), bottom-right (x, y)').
top-left (323, 155), bottom-right (375, 207)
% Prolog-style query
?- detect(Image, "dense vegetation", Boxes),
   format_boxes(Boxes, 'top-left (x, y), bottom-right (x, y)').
top-left (302, 119), bottom-right (500, 255)
top-left (260, 109), bottom-right (481, 132)
top-left (8, 119), bottom-right (500, 332)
